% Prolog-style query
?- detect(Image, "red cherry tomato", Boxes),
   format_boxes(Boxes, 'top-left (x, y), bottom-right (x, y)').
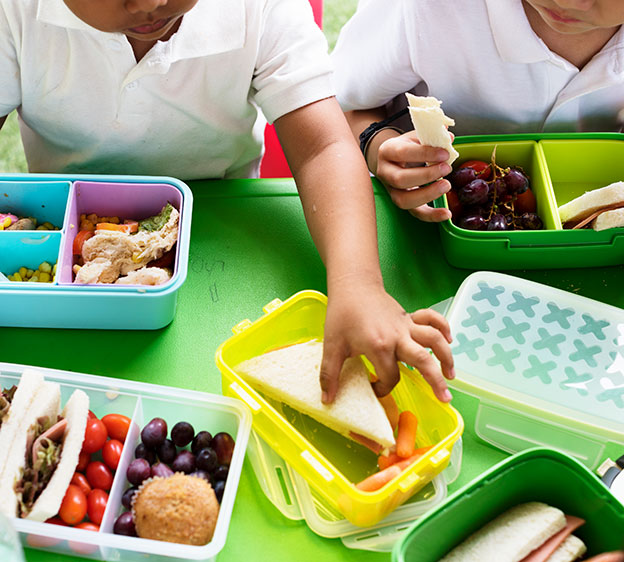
top-left (72, 230), bottom-right (95, 256)
top-left (446, 189), bottom-right (463, 218)
top-left (59, 484), bottom-right (87, 525)
top-left (45, 517), bottom-right (68, 526)
top-left (28, 517), bottom-right (67, 547)
top-left (87, 410), bottom-right (98, 419)
top-left (86, 489), bottom-right (109, 526)
top-left (82, 418), bottom-right (108, 454)
top-left (86, 461), bottom-right (113, 491)
top-left (69, 520), bottom-right (100, 555)
top-left (100, 413), bottom-right (131, 443)
top-left (77, 450), bottom-right (91, 472)
top-left (459, 159), bottom-right (492, 181)
top-left (75, 521), bottom-right (99, 532)
top-left (70, 472), bottom-right (92, 497)
top-left (102, 439), bottom-right (123, 470)
top-left (514, 187), bottom-right (537, 214)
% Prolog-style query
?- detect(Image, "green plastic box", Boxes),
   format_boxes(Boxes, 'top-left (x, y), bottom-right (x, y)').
top-left (434, 133), bottom-right (624, 269)
top-left (392, 448), bottom-right (624, 562)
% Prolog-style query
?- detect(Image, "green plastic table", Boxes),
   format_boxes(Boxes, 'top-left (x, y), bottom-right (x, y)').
top-left (3, 178), bottom-right (623, 562)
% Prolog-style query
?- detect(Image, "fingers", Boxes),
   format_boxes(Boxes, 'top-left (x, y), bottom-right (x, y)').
top-left (409, 324), bottom-right (454, 380)
top-left (410, 309), bottom-right (453, 343)
top-left (387, 178), bottom-right (451, 210)
top-left (399, 338), bottom-right (453, 403)
top-left (379, 162), bottom-right (452, 191)
top-left (369, 349), bottom-right (401, 398)
top-left (319, 341), bottom-right (348, 404)
top-left (408, 204), bottom-right (452, 223)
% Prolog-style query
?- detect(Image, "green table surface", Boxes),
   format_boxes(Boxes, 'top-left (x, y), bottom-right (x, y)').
top-left (2, 178), bottom-right (623, 562)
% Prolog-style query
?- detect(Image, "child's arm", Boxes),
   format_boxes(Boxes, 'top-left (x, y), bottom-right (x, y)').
top-left (345, 107), bottom-right (453, 223)
top-left (274, 96), bottom-right (454, 403)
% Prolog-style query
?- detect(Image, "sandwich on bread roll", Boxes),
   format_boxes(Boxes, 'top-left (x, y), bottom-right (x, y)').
top-left (234, 340), bottom-right (396, 453)
top-left (0, 369), bottom-right (89, 521)
top-left (440, 502), bottom-right (587, 562)
top-left (559, 181), bottom-right (624, 231)
top-left (405, 93), bottom-right (459, 167)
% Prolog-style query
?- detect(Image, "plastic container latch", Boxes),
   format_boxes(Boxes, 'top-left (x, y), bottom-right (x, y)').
top-left (232, 319), bottom-right (252, 334)
top-left (398, 470), bottom-right (423, 492)
top-left (263, 298), bottom-right (283, 314)
top-left (429, 448), bottom-right (451, 467)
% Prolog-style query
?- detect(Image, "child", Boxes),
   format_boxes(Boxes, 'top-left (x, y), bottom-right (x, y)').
top-left (331, 0), bottom-right (624, 222)
top-left (0, 0), bottom-right (455, 403)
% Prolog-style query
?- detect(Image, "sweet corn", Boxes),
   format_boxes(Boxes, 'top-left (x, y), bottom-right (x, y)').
top-left (39, 261), bottom-right (52, 274)
top-left (12, 272), bottom-right (22, 282)
top-left (39, 272), bottom-right (51, 283)
top-left (18, 267), bottom-right (27, 278)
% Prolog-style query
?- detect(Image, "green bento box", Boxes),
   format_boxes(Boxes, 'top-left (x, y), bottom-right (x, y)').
top-left (392, 448), bottom-right (624, 562)
top-left (434, 133), bottom-right (624, 269)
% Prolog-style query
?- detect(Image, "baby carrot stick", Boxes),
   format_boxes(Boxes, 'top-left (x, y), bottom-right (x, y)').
top-left (378, 445), bottom-right (433, 471)
top-left (396, 410), bottom-right (418, 458)
top-left (356, 465), bottom-right (401, 492)
top-left (378, 394), bottom-right (400, 432)
top-left (378, 451), bottom-right (402, 470)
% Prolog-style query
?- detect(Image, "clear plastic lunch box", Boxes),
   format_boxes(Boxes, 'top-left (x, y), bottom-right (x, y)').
top-left (215, 290), bottom-right (464, 528)
top-left (0, 362), bottom-right (251, 562)
top-left (0, 174), bottom-right (193, 329)
top-left (434, 133), bottom-right (624, 269)
top-left (443, 271), bottom-right (624, 470)
top-left (247, 429), bottom-right (462, 552)
top-left (393, 447), bottom-right (624, 561)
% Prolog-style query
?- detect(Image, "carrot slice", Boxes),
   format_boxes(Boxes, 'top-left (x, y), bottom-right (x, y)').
top-left (356, 465), bottom-right (401, 492)
top-left (396, 410), bottom-right (418, 458)
top-left (378, 394), bottom-right (400, 432)
top-left (96, 222), bottom-right (134, 234)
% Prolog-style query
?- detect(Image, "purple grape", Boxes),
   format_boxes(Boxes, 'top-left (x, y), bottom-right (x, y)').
top-left (458, 214), bottom-right (486, 231)
top-left (157, 439), bottom-right (177, 464)
top-left (127, 458), bottom-right (151, 486)
top-left (213, 480), bottom-right (225, 503)
top-left (171, 421), bottom-right (195, 447)
top-left (448, 167), bottom-right (476, 189)
top-left (151, 462), bottom-right (175, 479)
top-left (212, 465), bottom-right (229, 482)
top-left (196, 448), bottom-right (218, 472)
top-left (457, 179), bottom-right (489, 206)
top-left (212, 433), bottom-right (235, 466)
top-left (134, 443), bottom-right (156, 465)
top-left (172, 450), bottom-right (196, 474)
top-left (503, 168), bottom-right (529, 195)
top-left (191, 470), bottom-right (211, 481)
top-left (141, 418), bottom-right (168, 449)
top-left (489, 178), bottom-right (508, 198)
top-left (191, 431), bottom-right (213, 456)
top-left (519, 212), bottom-right (543, 230)
top-left (113, 512), bottom-right (137, 536)
top-left (487, 214), bottom-right (508, 231)
top-left (121, 487), bottom-right (138, 510)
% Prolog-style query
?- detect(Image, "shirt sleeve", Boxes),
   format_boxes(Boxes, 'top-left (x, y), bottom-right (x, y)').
top-left (330, 0), bottom-right (422, 111)
top-left (252, 0), bottom-right (334, 124)
top-left (0, 1), bottom-right (21, 117)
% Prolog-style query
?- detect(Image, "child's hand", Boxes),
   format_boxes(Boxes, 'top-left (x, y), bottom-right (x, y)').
top-left (320, 280), bottom-right (455, 404)
top-left (375, 131), bottom-right (453, 222)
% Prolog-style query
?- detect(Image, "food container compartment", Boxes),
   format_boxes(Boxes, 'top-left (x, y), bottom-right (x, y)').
top-left (58, 181), bottom-right (184, 286)
top-left (433, 133), bottom-right (624, 269)
top-left (446, 271), bottom-right (624, 470)
top-left (247, 429), bottom-right (462, 552)
top-left (0, 231), bottom-right (61, 285)
top-left (392, 447), bottom-right (624, 562)
top-left (215, 290), bottom-right (464, 528)
top-left (0, 180), bottom-right (70, 231)
top-left (0, 362), bottom-right (251, 562)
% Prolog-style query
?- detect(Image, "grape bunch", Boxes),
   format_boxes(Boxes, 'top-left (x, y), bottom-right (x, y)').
top-left (113, 417), bottom-right (235, 537)
top-left (445, 155), bottom-right (543, 231)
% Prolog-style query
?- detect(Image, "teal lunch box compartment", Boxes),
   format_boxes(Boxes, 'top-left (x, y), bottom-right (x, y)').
top-left (0, 174), bottom-right (193, 330)
top-left (433, 133), bottom-right (624, 269)
top-left (392, 447), bottom-right (624, 562)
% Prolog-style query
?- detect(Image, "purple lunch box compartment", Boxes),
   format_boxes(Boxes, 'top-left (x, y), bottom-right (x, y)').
top-left (58, 182), bottom-right (183, 286)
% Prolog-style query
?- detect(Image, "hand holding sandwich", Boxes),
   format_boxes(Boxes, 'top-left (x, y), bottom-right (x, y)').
top-left (320, 277), bottom-right (455, 404)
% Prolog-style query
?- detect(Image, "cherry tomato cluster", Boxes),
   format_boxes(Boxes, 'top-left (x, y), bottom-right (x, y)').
top-left (51, 412), bottom-right (131, 530)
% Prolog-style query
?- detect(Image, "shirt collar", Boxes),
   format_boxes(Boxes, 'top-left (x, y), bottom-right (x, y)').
top-left (37, 0), bottom-right (246, 59)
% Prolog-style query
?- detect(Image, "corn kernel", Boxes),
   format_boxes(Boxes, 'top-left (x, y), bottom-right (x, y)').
top-left (13, 272), bottom-right (22, 282)
top-left (39, 272), bottom-right (51, 283)
top-left (52, 263), bottom-right (57, 275)
top-left (18, 267), bottom-right (27, 278)
top-left (87, 213), bottom-right (98, 223)
top-left (26, 269), bottom-right (34, 278)
top-left (29, 275), bottom-right (38, 282)
top-left (39, 261), bottom-right (52, 273)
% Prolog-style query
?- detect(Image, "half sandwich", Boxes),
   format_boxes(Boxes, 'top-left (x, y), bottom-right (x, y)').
top-left (234, 340), bottom-right (396, 453)
top-left (0, 369), bottom-right (89, 521)
top-left (559, 181), bottom-right (624, 231)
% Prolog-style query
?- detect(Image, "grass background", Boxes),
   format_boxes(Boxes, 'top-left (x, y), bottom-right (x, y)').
top-left (0, 0), bottom-right (357, 174)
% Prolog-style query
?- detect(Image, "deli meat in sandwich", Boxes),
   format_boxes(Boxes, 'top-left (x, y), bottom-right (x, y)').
top-left (234, 340), bottom-right (396, 452)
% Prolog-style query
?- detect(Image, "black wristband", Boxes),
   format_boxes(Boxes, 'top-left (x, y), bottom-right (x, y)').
top-left (358, 107), bottom-right (409, 156)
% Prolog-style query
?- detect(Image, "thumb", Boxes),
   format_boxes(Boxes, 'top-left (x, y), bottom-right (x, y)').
top-left (319, 344), bottom-right (347, 405)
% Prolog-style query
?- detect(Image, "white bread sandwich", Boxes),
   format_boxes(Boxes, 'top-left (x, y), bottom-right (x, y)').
top-left (440, 502), bottom-right (587, 562)
top-left (405, 93), bottom-right (459, 167)
top-left (234, 340), bottom-right (396, 453)
top-left (0, 370), bottom-right (89, 521)
top-left (559, 181), bottom-right (624, 231)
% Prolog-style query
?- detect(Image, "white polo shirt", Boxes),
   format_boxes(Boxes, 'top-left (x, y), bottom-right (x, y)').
top-left (331, 0), bottom-right (624, 135)
top-left (0, 0), bottom-right (334, 179)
